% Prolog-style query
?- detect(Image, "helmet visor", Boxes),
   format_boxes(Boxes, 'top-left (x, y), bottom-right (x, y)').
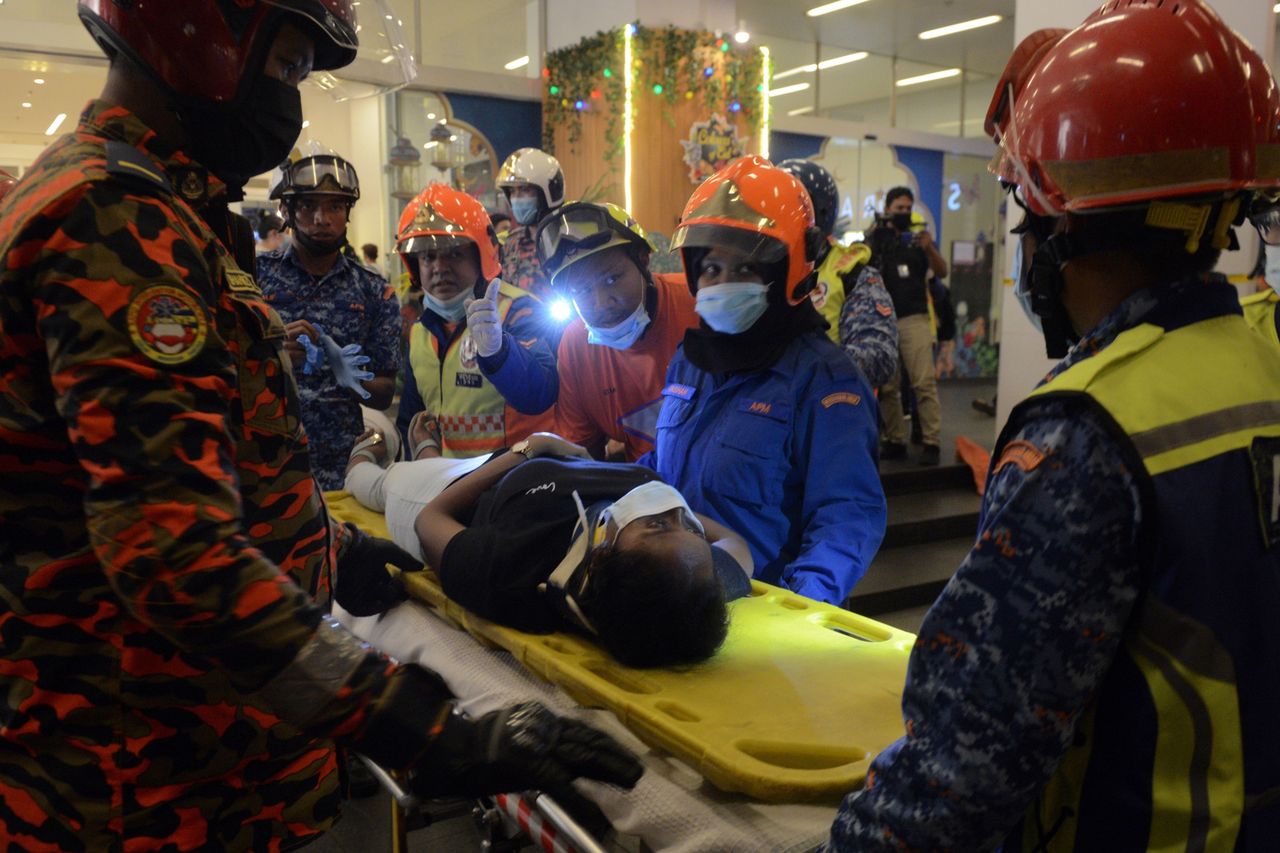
top-left (671, 221), bottom-right (788, 266)
top-left (536, 204), bottom-right (624, 269)
top-left (281, 154), bottom-right (360, 198)
top-left (1250, 196), bottom-right (1280, 246)
top-left (398, 233), bottom-right (477, 257)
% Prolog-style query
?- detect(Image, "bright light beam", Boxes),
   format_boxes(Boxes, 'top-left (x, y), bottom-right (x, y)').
top-left (918, 15), bottom-right (1003, 40)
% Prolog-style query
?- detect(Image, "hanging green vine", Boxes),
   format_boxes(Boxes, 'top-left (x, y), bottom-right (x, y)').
top-left (543, 24), bottom-right (765, 161)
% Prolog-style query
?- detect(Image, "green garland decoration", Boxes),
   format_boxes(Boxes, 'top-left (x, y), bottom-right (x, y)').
top-left (543, 24), bottom-right (765, 162)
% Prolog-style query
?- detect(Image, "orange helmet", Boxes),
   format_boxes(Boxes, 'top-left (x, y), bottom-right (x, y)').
top-left (986, 0), bottom-right (1280, 218)
top-left (671, 155), bottom-right (822, 304)
top-left (396, 183), bottom-right (501, 287)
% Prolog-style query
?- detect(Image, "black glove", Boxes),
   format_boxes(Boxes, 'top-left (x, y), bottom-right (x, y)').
top-left (409, 702), bottom-right (644, 808)
top-left (335, 522), bottom-right (422, 616)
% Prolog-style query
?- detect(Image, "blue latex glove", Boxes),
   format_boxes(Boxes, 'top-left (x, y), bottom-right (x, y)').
top-left (317, 330), bottom-right (374, 400)
top-left (296, 332), bottom-right (328, 375)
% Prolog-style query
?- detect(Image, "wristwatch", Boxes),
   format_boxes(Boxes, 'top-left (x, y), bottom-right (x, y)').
top-left (511, 438), bottom-right (534, 459)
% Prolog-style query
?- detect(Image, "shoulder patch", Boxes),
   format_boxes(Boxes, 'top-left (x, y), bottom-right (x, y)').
top-left (105, 141), bottom-right (171, 196)
top-left (1250, 436), bottom-right (1280, 548)
top-left (127, 285), bottom-right (208, 365)
top-left (821, 391), bottom-right (862, 409)
top-left (662, 383), bottom-right (696, 401)
top-left (225, 269), bottom-right (261, 295)
top-left (876, 302), bottom-right (893, 316)
top-left (993, 439), bottom-right (1047, 475)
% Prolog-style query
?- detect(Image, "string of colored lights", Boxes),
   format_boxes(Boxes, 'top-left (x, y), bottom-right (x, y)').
top-left (760, 45), bottom-right (771, 159)
top-left (624, 23), bottom-right (635, 212)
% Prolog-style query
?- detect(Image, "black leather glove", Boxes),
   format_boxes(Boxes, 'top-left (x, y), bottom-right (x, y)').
top-left (409, 702), bottom-right (644, 808)
top-left (335, 522), bottom-right (422, 616)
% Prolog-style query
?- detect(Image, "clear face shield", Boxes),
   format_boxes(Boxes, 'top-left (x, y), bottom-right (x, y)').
top-left (281, 0), bottom-right (417, 101)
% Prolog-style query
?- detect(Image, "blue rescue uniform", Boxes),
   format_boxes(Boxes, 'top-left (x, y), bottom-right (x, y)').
top-left (257, 246), bottom-right (401, 489)
top-left (644, 332), bottom-right (886, 604)
top-left (828, 276), bottom-right (1280, 851)
top-left (836, 264), bottom-right (899, 388)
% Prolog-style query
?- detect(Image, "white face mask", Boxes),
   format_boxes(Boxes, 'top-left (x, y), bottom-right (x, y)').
top-left (1264, 244), bottom-right (1280, 295)
top-left (585, 300), bottom-right (651, 350)
top-left (604, 480), bottom-right (704, 540)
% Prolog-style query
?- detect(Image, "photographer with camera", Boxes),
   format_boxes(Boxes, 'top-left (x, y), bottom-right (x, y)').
top-left (867, 187), bottom-right (947, 465)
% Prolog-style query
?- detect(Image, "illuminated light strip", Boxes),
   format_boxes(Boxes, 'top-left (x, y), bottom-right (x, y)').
top-left (504, 55), bottom-right (530, 70)
top-left (624, 23), bottom-right (635, 212)
top-left (788, 105), bottom-right (813, 116)
top-left (918, 15), bottom-right (1003, 40)
top-left (895, 68), bottom-right (961, 87)
top-left (760, 46), bottom-right (771, 160)
top-left (807, 0), bottom-right (873, 17)
top-left (45, 112), bottom-right (67, 136)
top-left (770, 82), bottom-right (811, 97)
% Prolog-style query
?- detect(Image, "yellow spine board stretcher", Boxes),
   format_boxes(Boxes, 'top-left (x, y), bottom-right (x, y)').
top-left (325, 490), bottom-right (914, 804)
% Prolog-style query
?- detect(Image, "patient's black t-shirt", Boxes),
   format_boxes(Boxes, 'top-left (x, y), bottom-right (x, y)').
top-left (438, 457), bottom-right (659, 632)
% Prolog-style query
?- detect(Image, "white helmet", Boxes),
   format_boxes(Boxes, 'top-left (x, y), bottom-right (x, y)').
top-left (497, 148), bottom-right (565, 212)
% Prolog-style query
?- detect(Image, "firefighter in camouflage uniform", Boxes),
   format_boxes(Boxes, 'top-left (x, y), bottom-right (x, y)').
top-left (0, 2), bottom-right (641, 849)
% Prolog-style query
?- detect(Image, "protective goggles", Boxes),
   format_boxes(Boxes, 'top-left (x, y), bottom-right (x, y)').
top-left (536, 203), bottom-right (634, 273)
top-left (279, 155), bottom-right (360, 200)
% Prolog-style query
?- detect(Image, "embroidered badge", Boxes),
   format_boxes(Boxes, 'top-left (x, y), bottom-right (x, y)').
top-left (994, 439), bottom-right (1047, 475)
top-left (821, 392), bottom-right (862, 408)
top-left (1250, 436), bottom-right (1280, 547)
top-left (225, 269), bottom-right (260, 294)
top-left (662, 383), bottom-right (696, 401)
top-left (455, 372), bottom-right (483, 388)
top-left (127, 285), bottom-right (207, 365)
top-left (876, 302), bottom-right (893, 317)
top-left (459, 334), bottom-right (479, 369)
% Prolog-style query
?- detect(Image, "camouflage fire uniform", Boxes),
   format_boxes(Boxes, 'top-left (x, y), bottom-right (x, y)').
top-left (499, 222), bottom-right (550, 300)
top-left (257, 247), bottom-right (401, 489)
top-left (835, 264), bottom-right (899, 388)
top-left (0, 101), bottom-right (408, 850)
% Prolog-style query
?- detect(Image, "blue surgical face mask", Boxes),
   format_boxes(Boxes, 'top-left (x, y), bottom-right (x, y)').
top-left (511, 197), bottom-right (541, 226)
top-left (1265, 244), bottom-right (1280, 296)
top-left (585, 299), bottom-right (650, 350)
top-left (423, 286), bottom-right (470, 322)
top-left (695, 282), bottom-right (770, 334)
top-left (1010, 237), bottom-right (1043, 333)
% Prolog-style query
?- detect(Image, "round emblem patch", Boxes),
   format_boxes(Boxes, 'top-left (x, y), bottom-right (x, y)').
top-left (127, 285), bottom-right (208, 365)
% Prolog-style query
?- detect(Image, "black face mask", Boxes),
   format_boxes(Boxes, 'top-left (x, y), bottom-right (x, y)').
top-left (293, 227), bottom-right (348, 258)
top-left (890, 212), bottom-right (913, 231)
top-left (178, 75), bottom-right (304, 192)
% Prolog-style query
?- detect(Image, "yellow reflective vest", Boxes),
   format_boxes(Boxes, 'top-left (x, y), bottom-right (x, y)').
top-left (810, 241), bottom-right (872, 343)
top-left (1241, 288), bottom-right (1279, 349)
top-left (1006, 291), bottom-right (1280, 851)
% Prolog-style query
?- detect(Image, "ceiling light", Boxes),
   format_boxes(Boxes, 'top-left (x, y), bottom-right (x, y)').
top-left (504, 55), bottom-right (530, 70)
top-left (45, 113), bottom-right (67, 136)
top-left (427, 112), bottom-right (436, 119)
top-left (380, 54), bottom-right (396, 64)
top-left (770, 82), bottom-right (811, 97)
top-left (818, 51), bottom-right (868, 70)
top-left (1274, 2), bottom-right (1279, 11)
top-left (34, 78), bottom-right (45, 85)
top-left (918, 15), bottom-right (1003, 40)
top-left (21, 102), bottom-right (32, 108)
top-left (896, 68), bottom-right (962, 86)
top-left (807, 0), bottom-right (872, 17)
top-left (734, 31), bottom-right (750, 44)
top-left (774, 51), bottom-right (867, 81)
top-left (788, 106), bottom-right (814, 116)
top-left (301, 120), bottom-right (310, 128)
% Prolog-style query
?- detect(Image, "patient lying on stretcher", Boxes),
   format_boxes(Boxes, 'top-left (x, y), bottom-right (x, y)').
top-left (344, 429), bottom-right (753, 668)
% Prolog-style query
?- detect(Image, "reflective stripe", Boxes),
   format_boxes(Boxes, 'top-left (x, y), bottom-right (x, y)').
top-left (1130, 401), bottom-right (1280, 460)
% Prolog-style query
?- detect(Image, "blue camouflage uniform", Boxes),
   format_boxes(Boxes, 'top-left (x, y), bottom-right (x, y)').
top-left (642, 332), bottom-right (886, 604)
top-left (257, 246), bottom-right (401, 489)
top-left (836, 264), bottom-right (899, 388)
top-left (827, 279), bottom-right (1209, 851)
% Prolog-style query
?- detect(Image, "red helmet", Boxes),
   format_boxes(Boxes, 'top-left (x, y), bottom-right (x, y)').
top-left (78, 1), bottom-right (358, 103)
top-left (671, 155), bottom-right (821, 304)
top-left (985, 0), bottom-right (1280, 217)
top-left (396, 184), bottom-right (501, 286)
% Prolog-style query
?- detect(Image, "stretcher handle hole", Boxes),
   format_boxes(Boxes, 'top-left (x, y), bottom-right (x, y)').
top-left (734, 738), bottom-right (866, 771)
top-left (809, 613), bottom-right (893, 643)
top-left (654, 701), bottom-right (701, 723)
